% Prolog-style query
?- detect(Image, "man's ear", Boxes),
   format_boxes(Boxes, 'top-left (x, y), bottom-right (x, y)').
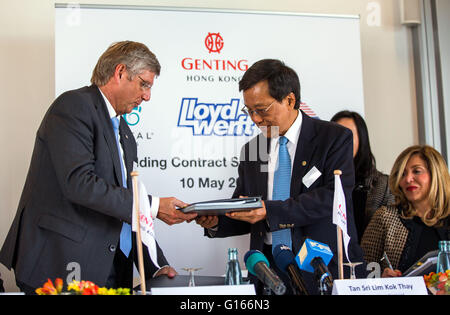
top-left (286, 92), bottom-right (296, 109)
top-left (114, 64), bottom-right (126, 81)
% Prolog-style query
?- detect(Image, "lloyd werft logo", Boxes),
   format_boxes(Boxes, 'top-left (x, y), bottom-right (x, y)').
top-left (177, 98), bottom-right (255, 136)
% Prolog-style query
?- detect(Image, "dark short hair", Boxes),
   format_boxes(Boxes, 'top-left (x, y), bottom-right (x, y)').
top-left (239, 59), bottom-right (301, 109)
top-left (331, 110), bottom-right (375, 181)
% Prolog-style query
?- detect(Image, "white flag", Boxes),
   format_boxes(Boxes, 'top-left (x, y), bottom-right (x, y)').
top-left (132, 180), bottom-right (159, 269)
top-left (332, 174), bottom-right (351, 262)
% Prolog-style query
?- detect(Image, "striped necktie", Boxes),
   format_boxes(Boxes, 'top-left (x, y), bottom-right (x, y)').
top-left (111, 117), bottom-right (132, 258)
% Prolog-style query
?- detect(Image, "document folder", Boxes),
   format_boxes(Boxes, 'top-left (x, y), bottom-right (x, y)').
top-left (180, 197), bottom-right (263, 215)
top-left (404, 250), bottom-right (439, 277)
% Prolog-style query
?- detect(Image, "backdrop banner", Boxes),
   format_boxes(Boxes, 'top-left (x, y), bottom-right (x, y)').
top-left (55, 4), bottom-right (365, 276)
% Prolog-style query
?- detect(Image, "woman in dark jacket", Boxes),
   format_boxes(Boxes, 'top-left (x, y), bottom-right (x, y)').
top-left (331, 111), bottom-right (394, 241)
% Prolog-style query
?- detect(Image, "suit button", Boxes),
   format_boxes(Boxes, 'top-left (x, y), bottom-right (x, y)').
top-left (109, 245), bottom-right (116, 252)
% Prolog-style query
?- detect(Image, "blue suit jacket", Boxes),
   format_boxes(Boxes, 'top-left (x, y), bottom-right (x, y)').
top-left (210, 111), bottom-right (366, 294)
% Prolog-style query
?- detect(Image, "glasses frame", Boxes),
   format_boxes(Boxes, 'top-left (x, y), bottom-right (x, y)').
top-left (241, 99), bottom-right (276, 117)
top-left (138, 75), bottom-right (152, 91)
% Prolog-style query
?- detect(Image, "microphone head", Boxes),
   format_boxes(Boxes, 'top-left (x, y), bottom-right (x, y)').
top-left (272, 244), bottom-right (295, 273)
top-left (295, 239), bottom-right (333, 273)
top-left (244, 250), bottom-right (270, 276)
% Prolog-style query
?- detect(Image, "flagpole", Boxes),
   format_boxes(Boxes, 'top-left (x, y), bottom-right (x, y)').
top-left (334, 170), bottom-right (344, 280)
top-left (337, 226), bottom-right (344, 280)
top-left (131, 171), bottom-right (146, 295)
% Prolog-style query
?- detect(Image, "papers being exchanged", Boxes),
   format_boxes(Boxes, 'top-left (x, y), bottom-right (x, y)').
top-left (180, 197), bottom-right (263, 216)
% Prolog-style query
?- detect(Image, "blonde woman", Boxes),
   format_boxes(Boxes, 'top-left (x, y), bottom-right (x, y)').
top-left (361, 145), bottom-right (450, 277)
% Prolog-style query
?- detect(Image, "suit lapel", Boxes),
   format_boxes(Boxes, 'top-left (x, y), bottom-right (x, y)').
top-left (91, 86), bottom-right (124, 186)
top-left (257, 134), bottom-right (270, 199)
top-left (291, 111), bottom-right (317, 195)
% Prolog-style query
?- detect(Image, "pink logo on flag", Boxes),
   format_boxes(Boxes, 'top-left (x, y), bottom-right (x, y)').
top-left (338, 204), bottom-right (347, 221)
top-left (333, 173), bottom-right (351, 262)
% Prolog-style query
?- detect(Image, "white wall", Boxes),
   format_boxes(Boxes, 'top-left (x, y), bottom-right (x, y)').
top-left (0, 0), bottom-right (418, 292)
top-left (436, 0), bottom-right (450, 162)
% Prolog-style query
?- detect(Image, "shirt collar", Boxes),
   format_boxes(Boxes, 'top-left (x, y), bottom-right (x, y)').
top-left (98, 87), bottom-right (118, 119)
top-left (284, 110), bottom-right (302, 145)
top-left (273, 110), bottom-right (302, 146)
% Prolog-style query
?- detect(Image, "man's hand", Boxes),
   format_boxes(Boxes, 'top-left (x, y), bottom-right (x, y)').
top-left (154, 265), bottom-right (177, 278)
top-left (195, 215), bottom-right (219, 229)
top-left (225, 201), bottom-right (267, 224)
top-left (157, 197), bottom-right (197, 225)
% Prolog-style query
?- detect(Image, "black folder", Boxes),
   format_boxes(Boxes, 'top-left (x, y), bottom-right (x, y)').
top-left (180, 197), bottom-right (263, 216)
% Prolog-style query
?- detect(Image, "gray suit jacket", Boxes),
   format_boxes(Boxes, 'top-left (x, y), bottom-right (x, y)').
top-left (0, 85), bottom-right (167, 288)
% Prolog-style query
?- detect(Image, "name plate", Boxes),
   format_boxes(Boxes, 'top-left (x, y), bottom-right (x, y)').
top-left (332, 277), bottom-right (428, 295)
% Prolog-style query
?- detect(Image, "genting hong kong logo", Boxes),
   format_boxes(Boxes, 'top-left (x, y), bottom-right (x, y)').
top-left (181, 32), bottom-right (248, 72)
top-left (205, 32), bottom-right (224, 54)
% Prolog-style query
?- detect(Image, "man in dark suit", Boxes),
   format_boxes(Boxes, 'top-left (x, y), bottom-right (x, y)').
top-left (0, 41), bottom-right (196, 294)
top-left (196, 59), bottom-right (365, 294)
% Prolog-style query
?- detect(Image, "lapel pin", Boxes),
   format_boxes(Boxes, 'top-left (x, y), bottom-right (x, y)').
top-left (302, 161), bottom-right (307, 166)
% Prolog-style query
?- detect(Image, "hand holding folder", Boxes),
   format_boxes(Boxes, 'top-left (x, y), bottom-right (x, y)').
top-left (190, 196), bottom-right (267, 228)
top-left (181, 197), bottom-right (263, 216)
top-left (225, 199), bottom-right (267, 224)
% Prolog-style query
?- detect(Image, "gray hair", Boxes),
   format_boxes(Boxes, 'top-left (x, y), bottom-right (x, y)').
top-left (91, 41), bottom-right (161, 86)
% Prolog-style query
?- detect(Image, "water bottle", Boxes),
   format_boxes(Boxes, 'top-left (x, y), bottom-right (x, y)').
top-left (225, 248), bottom-right (243, 285)
top-left (436, 240), bottom-right (450, 273)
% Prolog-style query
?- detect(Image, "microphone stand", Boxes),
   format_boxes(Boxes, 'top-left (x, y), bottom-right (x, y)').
top-left (318, 274), bottom-right (331, 296)
top-left (312, 258), bottom-right (333, 295)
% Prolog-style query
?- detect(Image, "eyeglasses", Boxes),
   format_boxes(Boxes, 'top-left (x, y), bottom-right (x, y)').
top-left (241, 99), bottom-right (276, 117)
top-left (138, 76), bottom-right (152, 91)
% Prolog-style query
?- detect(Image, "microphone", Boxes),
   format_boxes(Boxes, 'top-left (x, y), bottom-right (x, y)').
top-left (295, 239), bottom-right (334, 292)
top-left (272, 244), bottom-right (309, 295)
top-left (244, 250), bottom-right (286, 295)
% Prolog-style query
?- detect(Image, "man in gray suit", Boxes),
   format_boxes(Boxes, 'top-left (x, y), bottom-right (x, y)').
top-left (0, 41), bottom-right (196, 294)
